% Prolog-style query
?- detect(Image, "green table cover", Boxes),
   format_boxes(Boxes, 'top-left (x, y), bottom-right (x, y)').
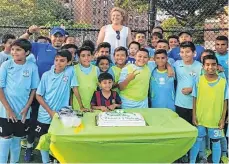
top-left (48, 108), bottom-right (197, 163)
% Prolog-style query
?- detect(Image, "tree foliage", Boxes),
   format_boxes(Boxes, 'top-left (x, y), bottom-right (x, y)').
top-left (115, 0), bottom-right (148, 12)
top-left (115, 0), bottom-right (228, 27)
top-left (0, 0), bottom-right (72, 26)
top-left (161, 17), bottom-right (204, 44)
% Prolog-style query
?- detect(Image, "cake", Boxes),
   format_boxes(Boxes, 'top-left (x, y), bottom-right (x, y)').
top-left (97, 110), bottom-right (146, 127)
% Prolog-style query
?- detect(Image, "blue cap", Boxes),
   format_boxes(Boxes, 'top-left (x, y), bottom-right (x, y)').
top-left (50, 27), bottom-right (66, 36)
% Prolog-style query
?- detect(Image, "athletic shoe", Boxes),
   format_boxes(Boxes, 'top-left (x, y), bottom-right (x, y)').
top-left (24, 147), bottom-right (33, 162)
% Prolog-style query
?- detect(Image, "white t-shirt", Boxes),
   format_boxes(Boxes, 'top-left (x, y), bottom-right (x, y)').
top-left (103, 24), bottom-right (129, 62)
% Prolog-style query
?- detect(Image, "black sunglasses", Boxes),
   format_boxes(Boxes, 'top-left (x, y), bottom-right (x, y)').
top-left (116, 31), bottom-right (120, 40)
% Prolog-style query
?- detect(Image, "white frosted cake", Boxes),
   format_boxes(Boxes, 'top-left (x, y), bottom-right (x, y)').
top-left (97, 110), bottom-right (146, 127)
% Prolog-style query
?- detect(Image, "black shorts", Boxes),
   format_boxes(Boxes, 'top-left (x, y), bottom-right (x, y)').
top-left (176, 106), bottom-right (193, 124)
top-left (0, 118), bottom-right (29, 137)
top-left (34, 121), bottom-right (50, 138)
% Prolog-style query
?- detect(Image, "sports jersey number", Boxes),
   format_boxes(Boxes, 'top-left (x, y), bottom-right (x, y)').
top-left (0, 127), bottom-right (2, 133)
top-left (213, 129), bottom-right (222, 137)
top-left (35, 126), bottom-right (41, 133)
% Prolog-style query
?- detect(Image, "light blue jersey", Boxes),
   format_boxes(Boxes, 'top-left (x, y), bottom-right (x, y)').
top-left (174, 60), bottom-right (202, 109)
top-left (79, 64), bottom-right (100, 76)
top-left (118, 61), bottom-right (156, 108)
top-left (3, 53), bottom-right (36, 64)
top-left (26, 53), bottom-right (36, 63)
top-left (150, 69), bottom-right (175, 111)
top-left (216, 52), bottom-right (228, 80)
top-left (168, 57), bottom-right (175, 65)
top-left (0, 59), bottom-right (39, 119)
top-left (37, 66), bottom-right (78, 124)
top-left (145, 46), bottom-right (155, 58)
top-left (0, 51), bottom-right (9, 66)
top-left (107, 67), bottom-right (115, 78)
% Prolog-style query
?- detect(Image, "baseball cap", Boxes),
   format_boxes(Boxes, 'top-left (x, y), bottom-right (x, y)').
top-left (50, 27), bottom-right (66, 36)
top-left (178, 31), bottom-right (192, 37)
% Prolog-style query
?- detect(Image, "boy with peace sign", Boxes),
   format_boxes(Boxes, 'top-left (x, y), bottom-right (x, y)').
top-left (118, 47), bottom-right (176, 109)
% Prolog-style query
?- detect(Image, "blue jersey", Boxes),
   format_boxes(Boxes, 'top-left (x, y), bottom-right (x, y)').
top-left (0, 59), bottom-right (39, 119)
top-left (169, 45), bottom-right (205, 62)
top-left (150, 69), bottom-right (175, 111)
top-left (126, 56), bottom-right (136, 64)
top-left (174, 60), bottom-right (202, 109)
top-left (37, 66), bottom-right (78, 124)
top-left (216, 52), bottom-right (228, 80)
top-left (31, 42), bottom-right (57, 78)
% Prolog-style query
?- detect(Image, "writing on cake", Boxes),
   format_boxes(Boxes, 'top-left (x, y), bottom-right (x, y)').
top-left (97, 111), bottom-right (146, 127)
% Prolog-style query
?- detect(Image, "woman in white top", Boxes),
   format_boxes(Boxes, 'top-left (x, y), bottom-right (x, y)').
top-left (97, 7), bottom-right (132, 62)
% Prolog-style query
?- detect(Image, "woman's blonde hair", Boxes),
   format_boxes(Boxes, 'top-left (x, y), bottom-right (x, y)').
top-left (110, 7), bottom-right (126, 23)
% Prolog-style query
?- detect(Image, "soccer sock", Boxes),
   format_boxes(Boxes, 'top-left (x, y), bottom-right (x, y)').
top-left (206, 136), bottom-right (210, 150)
top-left (0, 137), bottom-right (11, 163)
top-left (199, 136), bottom-right (206, 159)
top-left (27, 142), bottom-right (33, 148)
top-left (40, 150), bottom-right (50, 164)
top-left (220, 137), bottom-right (227, 156)
top-left (212, 139), bottom-right (221, 163)
top-left (190, 137), bottom-right (203, 163)
top-left (10, 136), bottom-right (21, 163)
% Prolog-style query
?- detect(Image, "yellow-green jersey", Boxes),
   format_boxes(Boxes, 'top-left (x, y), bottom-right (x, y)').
top-left (192, 75), bottom-right (228, 128)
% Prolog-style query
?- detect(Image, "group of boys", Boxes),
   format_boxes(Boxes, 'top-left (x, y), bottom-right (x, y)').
top-left (0, 25), bottom-right (228, 164)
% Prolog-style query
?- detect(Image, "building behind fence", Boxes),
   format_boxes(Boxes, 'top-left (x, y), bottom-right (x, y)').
top-left (0, 0), bottom-right (228, 50)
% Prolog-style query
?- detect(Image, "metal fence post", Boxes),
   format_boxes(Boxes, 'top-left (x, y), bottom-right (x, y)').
top-left (148, 0), bottom-right (157, 41)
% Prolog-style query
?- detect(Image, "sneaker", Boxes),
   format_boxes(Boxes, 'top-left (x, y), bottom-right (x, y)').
top-left (21, 139), bottom-right (27, 149)
top-left (221, 156), bottom-right (229, 164)
top-left (206, 149), bottom-right (212, 157)
top-left (199, 158), bottom-right (208, 164)
top-left (180, 155), bottom-right (189, 163)
top-left (24, 147), bottom-right (33, 162)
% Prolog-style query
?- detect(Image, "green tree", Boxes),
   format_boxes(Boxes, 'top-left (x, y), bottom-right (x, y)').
top-left (115, 0), bottom-right (227, 27)
top-left (161, 17), bottom-right (205, 44)
top-left (161, 18), bottom-right (182, 38)
top-left (115, 0), bottom-right (148, 12)
top-left (0, 0), bottom-right (72, 26)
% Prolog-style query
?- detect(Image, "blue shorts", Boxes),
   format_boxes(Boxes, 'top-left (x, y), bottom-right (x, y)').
top-left (197, 125), bottom-right (225, 139)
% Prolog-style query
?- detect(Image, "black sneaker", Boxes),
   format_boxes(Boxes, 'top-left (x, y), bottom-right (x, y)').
top-left (24, 147), bottom-right (33, 162)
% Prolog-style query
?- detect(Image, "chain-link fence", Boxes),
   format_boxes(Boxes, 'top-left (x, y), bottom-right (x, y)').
top-left (0, 0), bottom-right (228, 50)
top-left (154, 0), bottom-right (228, 49)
